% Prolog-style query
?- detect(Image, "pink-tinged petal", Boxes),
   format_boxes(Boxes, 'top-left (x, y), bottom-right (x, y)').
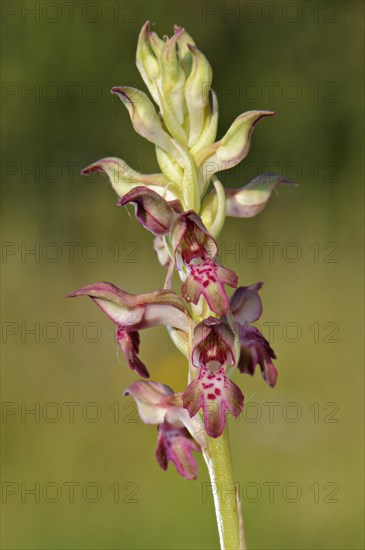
top-left (182, 259), bottom-right (237, 316)
top-left (238, 325), bottom-right (278, 387)
top-left (156, 422), bottom-right (201, 480)
top-left (67, 283), bottom-right (189, 332)
top-left (182, 366), bottom-right (244, 438)
top-left (81, 157), bottom-right (179, 202)
top-left (67, 282), bottom-right (144, 326)
top-left (174, 25), bottom-right (196, 76)
top-left (192, 317), bottom-right (235, 371)
top-left (116, 328), bottom-right (149, 378)
top-left (197, 111), bottom-right (276, 182)
top-left (170, 211), bottom-right (218, 267)
top-left (118, 186), bottom-right (177, 236)
top-left (123, 380), bottom-right (176, 424)
top-left (68, 283), bottom-right (191, 376)
top-left (263, 360), bottom-right (278, 387)
top-left (230, 283), bottom-right (263, 324)
top-left (226, 174), bottom-right (296, 218)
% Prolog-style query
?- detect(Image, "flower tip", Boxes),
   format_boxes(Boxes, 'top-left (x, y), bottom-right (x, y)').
top-left (280, 176), bottom-right (298, 187)
top-left (173, 25), bottom-right (185, 38)
top-left (259, 110), bottom-right (276, 119)
top-left (111, 86), bottom-right (130, 102)
top-left (263, 367), bottom-right (278, 388)
top-left (263, 173), bottom-right (297, 188)
top-left (81, 163), bottom-right (100, 176)
top-left (66, 287), bottom-right (88, 299)
top-left (142, 20), bottom-right (150, 33)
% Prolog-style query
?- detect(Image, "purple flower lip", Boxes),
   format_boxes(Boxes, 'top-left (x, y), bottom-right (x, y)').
top-left (182, 317), bottom-right (243, 438)
top-left (182, 365), bottom-right (244, 438)
top-left (230, 283), bottom-right (278, 387)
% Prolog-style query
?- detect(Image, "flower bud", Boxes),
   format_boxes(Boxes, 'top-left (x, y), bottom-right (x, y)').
top-left (136, 21), bottom-right (161, 106)
top-left (185, 44), bottom-right (213, 148)
top-left (160, 30), bottom-right (186, 126)
top-left (174, 25), bottom-right (196, 76)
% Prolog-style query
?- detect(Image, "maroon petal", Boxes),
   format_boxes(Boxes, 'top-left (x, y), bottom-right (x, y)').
top-left (118, 186), bottom-right (177, 236)
top-left (156, 421), bottom-right (201, 480)
top-left (170, 211), bottom-right (218, 267)
top-left (116, 328), bottom-right (149, 378)
top-left (182, 366), bottom-right (244, 438)
top-left (238, 325), bottom-right (277, 387)
top-left (230, 283), bottom-right (263, 324)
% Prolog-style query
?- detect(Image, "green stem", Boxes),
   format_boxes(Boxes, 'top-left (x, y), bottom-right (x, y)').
top-left (202, 427), bottom-right (246, 550)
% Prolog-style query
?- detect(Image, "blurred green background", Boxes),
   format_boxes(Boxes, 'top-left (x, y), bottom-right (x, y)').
top-left (1, 1), bottom-right (364, 548)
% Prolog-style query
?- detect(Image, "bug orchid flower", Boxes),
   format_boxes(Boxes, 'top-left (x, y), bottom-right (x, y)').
top-left (124, 380), bottom-right (205, 480)
top-left (119, 187), bottom-right (238, 315)
top-left (230, 283), bottom-right (278, 387)
top-left (171, 212), bottom-right (238, 316)
top-left (183, 317), bottom-right (244, 437)
top-left (67, 283), bottom-right (190, 378)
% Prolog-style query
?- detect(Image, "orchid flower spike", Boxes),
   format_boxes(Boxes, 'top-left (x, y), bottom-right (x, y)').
top-left (73, 21), bottom-right (294, 486)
